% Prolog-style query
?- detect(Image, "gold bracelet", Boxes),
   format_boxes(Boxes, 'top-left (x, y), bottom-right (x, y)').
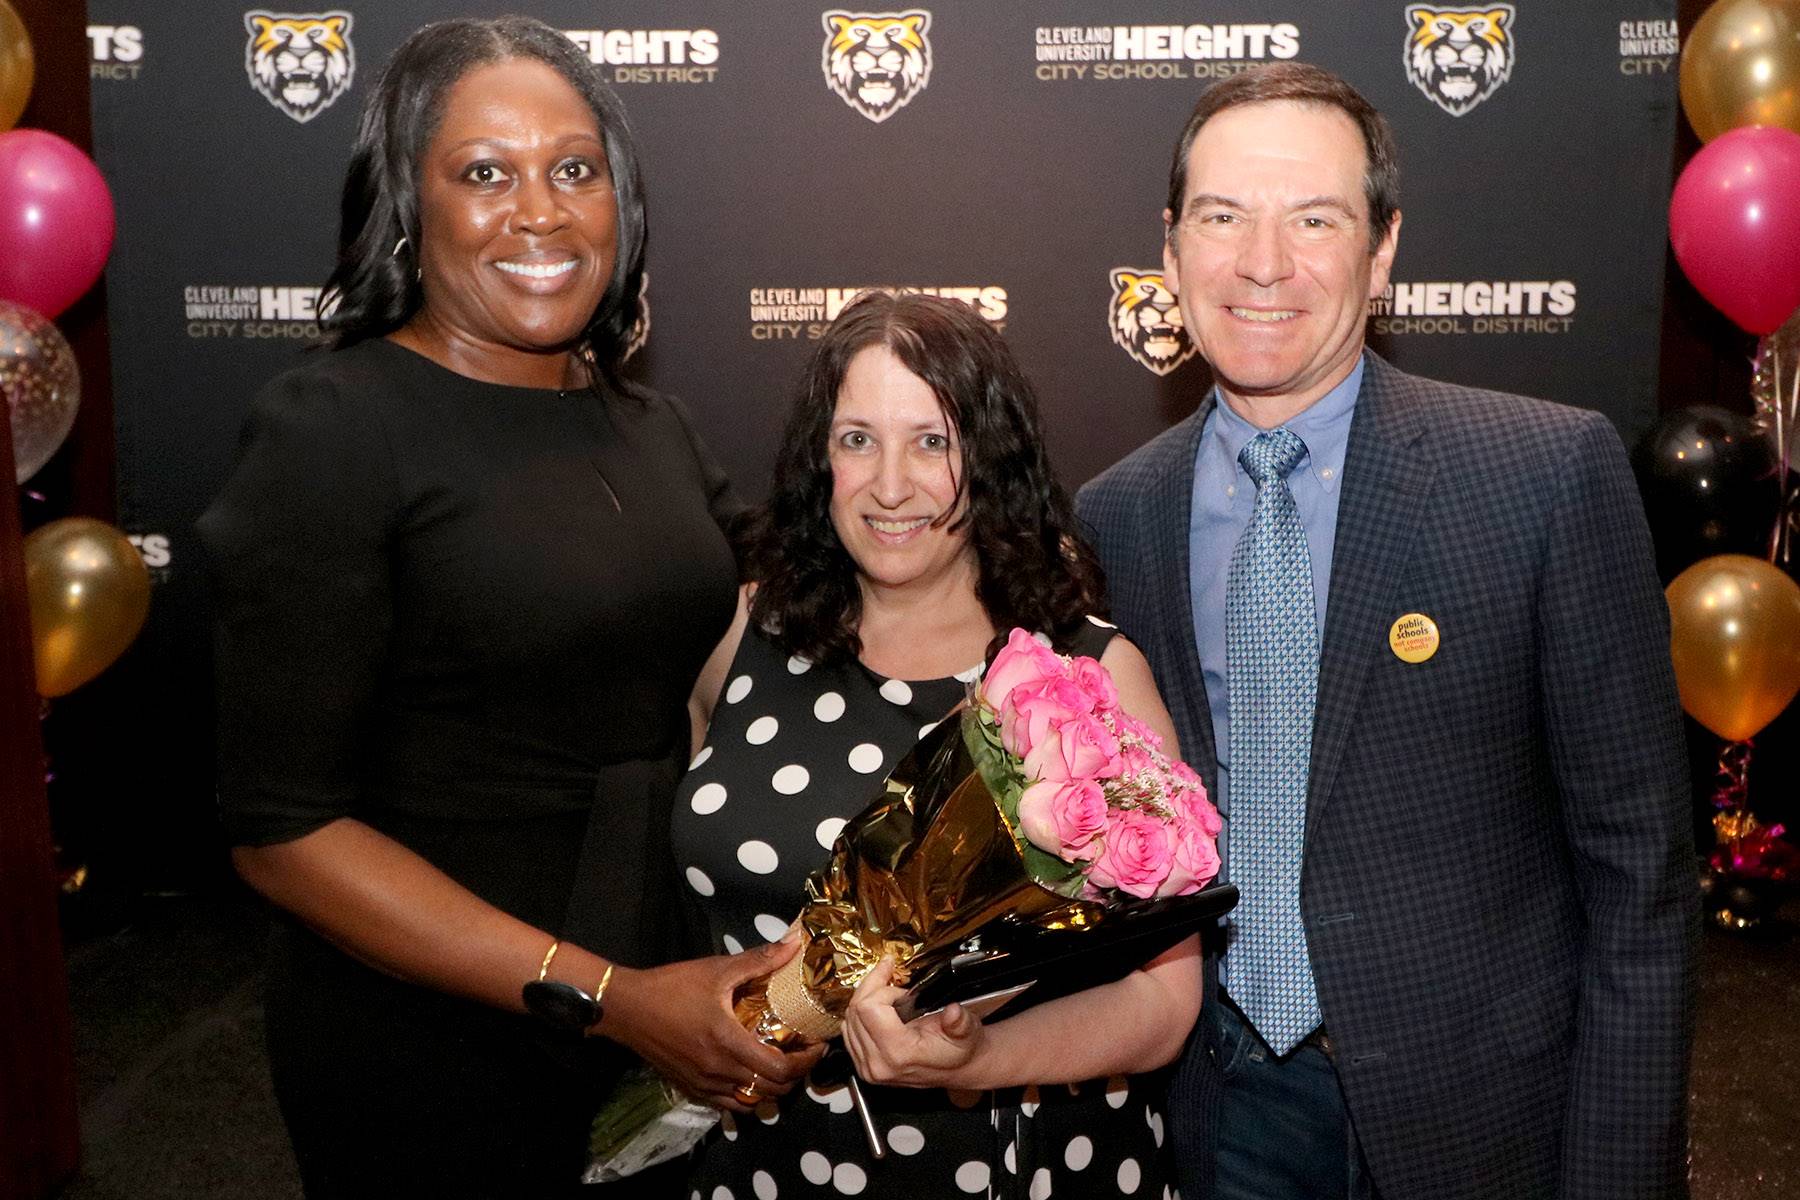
top-left (523, 938), bottom-right (614, 1034)
top-left (593, 961), bottom-right (616, 1002)
top-left (541, 937), bottom-right (614, 1023)
top-left (590, 962), bottom-right (616, 1029)
top-left (537, 938), bottom-right (561, 982)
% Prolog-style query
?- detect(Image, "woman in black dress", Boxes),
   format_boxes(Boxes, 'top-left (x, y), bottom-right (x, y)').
top-left (674, 293), bottom-right (1202, 1197)
top-left (199, 18), bottom-right (813, 1197)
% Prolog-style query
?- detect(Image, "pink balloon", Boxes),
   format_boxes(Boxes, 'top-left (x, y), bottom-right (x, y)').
top-left (0, 130), bottom-right (115, 319)
top-left (1670, 125), bottom-right (1800, 336)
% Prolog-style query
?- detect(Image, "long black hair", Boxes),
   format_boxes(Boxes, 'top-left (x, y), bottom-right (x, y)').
top-left (319, 16), bottom-right (648, 389)
top-left (744, 291), bottom-right (1107, 666)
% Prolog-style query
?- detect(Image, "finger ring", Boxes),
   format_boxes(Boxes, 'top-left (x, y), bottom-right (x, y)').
top-left (734, 1074), bottom-right (761, 1103)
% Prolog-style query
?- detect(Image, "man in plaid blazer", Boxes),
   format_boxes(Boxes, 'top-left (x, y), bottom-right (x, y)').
top-left (1077, 65), bottom-right (1695, 1199)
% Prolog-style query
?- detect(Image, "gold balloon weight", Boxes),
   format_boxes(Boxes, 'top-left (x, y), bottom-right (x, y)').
top-left (22, 517), bottom-right (152, 697)
top-left (1702, 744), bottom-right (1797, 931)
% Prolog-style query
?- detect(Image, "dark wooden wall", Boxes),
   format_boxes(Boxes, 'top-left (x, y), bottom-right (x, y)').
top-left (0, 424), bottom-right (79, 1200)
top-left (1, 1), bottom-right (102, 1195)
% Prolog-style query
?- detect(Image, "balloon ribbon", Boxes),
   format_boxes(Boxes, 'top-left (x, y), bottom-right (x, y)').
top-left (1754, 333), bottom-right (1800, 563)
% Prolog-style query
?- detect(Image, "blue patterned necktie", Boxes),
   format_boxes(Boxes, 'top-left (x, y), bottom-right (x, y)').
top-left (1225, 427), bottom-right (1322, 1055)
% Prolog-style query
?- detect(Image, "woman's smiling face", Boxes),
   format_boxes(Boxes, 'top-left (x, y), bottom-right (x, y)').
top-left (410, 57), bottom-right (618, 362)
top-left (828, 345), bottom-right (975, 597)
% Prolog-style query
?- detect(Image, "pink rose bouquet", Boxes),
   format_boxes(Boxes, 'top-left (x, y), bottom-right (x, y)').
top-left (588, 626), bottom-right (1225, 1179)
top-left (977, 628), bottom-right (1222, 900)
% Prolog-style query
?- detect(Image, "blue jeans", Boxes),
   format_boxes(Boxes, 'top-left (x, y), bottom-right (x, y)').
top-left (1206, 1000), bottom-right (1378, 1200)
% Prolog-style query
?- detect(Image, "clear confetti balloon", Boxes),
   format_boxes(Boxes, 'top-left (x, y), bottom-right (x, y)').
top-left (0, 298), bottom-right (79, 482)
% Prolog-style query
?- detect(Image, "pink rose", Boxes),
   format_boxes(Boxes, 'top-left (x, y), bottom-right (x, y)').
top-left (1157, 819), bottom-right (1222, 897)
top-left (1001, 678), bottom-right (1091, 757)
top-left (1068, 655), bottom-right (1120, 716)
top-left (1065, 713), bottom-right (1124, 778)
top-left (1087, 809), bottom-right (1176, 899)
top-left (1171, 760), bottom-right (1204, 793)
top-left (1118, 744), bottom-right (1157, 783)
top-left (983, 628), bottom-right (1066, 715)
top-left (1023, 713), bottom-right (1122, 783)
top-left (1177, 788), bottom-right (1223, 839)
top-left (1017, 778), bottom-right (1108, 862)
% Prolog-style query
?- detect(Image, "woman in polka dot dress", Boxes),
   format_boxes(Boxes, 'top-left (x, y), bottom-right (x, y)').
top-left (671, 293), bottom-right (1199, 1199)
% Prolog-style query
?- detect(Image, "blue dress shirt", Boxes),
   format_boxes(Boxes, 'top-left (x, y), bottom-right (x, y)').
top-left (1189, 355), bottom-right (1362, 901)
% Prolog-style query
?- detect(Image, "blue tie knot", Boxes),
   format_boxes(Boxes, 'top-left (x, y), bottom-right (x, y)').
top-left (1239, 428), bottom-right (1308, 488)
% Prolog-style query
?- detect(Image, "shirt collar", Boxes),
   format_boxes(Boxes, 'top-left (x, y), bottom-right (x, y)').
top-left (1202, 353), bottom-right (1363, 496)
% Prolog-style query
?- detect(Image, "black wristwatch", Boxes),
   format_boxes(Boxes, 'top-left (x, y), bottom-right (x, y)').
top-left (522, 940), bottom-right (614, 1034)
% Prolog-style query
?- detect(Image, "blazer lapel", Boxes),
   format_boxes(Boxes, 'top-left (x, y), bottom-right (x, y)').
top-left (1306, 355), bottom-right (1435, 834)
top-left (1149, 396), bottom-right (1218, 785)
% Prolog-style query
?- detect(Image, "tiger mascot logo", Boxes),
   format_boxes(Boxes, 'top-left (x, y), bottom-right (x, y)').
top-left (821, 11), bottom-right (932, 123)
top-left (244, 11), bottom-right (355, 123)
top-left (1109, 269), bottom-right (1195, 376)
top-left (1403, 5), bottom-right (1515, 116)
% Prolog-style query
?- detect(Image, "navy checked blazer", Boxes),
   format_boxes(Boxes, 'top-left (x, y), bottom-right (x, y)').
top-left (1077, 353), bottom-right (1697, 1200)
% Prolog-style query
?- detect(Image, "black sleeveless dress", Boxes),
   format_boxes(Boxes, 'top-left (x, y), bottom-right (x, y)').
top-left (671, 619), bottom-right (1177, 1199)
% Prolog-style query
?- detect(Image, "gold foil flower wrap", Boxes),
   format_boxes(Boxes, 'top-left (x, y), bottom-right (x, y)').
top-left (592, 689), bottom-right (1229, 1180)
top-left (733, 709), bottom-right (1091, 1046)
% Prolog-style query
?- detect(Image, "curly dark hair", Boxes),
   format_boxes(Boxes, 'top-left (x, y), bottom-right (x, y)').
top-left (318, 16), bottom-right (648, 392)
top-left (745, 291), bottom-right (1107, 666)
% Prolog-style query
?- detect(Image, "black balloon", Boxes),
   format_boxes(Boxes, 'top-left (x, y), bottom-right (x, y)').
top-left (1633, 406), bottom-right (1781, 581)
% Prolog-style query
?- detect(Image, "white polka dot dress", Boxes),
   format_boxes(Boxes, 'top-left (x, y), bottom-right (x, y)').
top-left (674, 624), bottom-right (1170, 1197)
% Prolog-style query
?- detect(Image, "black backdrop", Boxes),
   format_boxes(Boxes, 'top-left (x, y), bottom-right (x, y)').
top-left (80, 1), bottom-right (1679, 885)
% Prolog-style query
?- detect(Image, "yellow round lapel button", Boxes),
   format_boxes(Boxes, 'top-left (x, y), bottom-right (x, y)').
top-left (1389, 612), bottom-right (1439, 663)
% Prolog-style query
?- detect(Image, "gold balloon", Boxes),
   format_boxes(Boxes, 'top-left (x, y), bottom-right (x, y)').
top-left (22, 517), bottom-right (151, 698)
top-left (1679, 0), bottom-right (1800, 141)
top-left (0, 0), bottom-right (31, 132)
top-left (1667, 554), bottom-right (1800, 741)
